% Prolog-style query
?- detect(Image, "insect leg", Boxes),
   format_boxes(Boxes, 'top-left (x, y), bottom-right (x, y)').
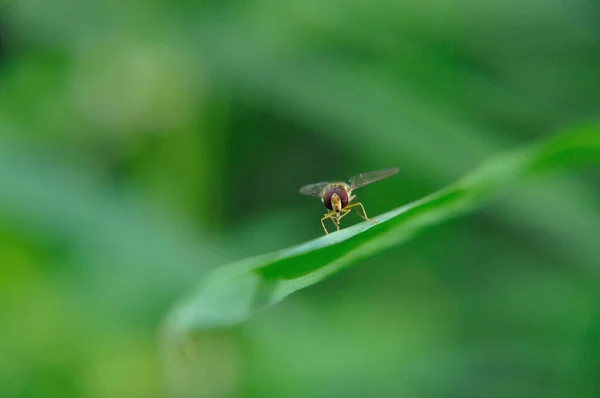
top-left (336, 208), bottom-right (353, 224)
top-left (321, 211), bottom-right (336, 234)
top-left (320, 217), bottom-right (329, 234)
top-left (346, 202), bottom-right (378, 225)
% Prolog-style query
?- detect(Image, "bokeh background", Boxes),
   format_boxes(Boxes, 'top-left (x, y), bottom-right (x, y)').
top-left (1, 1), bottom-right (600, 397)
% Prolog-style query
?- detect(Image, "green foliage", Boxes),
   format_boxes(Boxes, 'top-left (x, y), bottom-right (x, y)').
top-left (2, 1), bottom-right (600, 398)
top-left (161, 125), bottom-right (600, 397)
top-left (163, 125), bottom-right (600, 336)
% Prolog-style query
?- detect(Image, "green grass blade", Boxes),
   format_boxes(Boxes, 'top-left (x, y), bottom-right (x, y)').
top-left (162, 124), bottom-right (600, 340)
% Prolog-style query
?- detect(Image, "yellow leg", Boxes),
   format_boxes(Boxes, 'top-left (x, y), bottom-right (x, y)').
top-left (320, 203), bottom-right (376, 235)
top-left (345, 202), bottom-right (378, 225)
top-left (336, 208), bottom-right (352, 223)
top-left (320, 211), bottom-right (337, 234)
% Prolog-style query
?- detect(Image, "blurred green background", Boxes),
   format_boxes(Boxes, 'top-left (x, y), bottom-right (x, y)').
top-left (1, 0), bottom-right (600, 397)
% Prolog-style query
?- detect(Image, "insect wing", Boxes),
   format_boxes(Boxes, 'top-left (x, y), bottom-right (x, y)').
top-left (299, 182), bottom-right (330, 198)
top-left (348, 167), bottom-right (399, 190)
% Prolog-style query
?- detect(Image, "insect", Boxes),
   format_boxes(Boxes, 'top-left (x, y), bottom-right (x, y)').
top-left (299, 168), bottom-right (399, 234)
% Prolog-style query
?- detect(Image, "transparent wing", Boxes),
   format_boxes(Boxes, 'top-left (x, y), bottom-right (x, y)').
top-left (299, 182), bottom-right (330, 198)
top-left (348, 167), bottom-right (399, 190)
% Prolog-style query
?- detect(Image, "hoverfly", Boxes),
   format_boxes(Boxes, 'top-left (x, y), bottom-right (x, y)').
top-left (299, 168), bottom-right (399, 234)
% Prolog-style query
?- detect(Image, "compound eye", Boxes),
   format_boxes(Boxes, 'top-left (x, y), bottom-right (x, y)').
top-left (323, 187), bottom-right (348, 210)
top-left (323, 188), bottom-right (334, 210)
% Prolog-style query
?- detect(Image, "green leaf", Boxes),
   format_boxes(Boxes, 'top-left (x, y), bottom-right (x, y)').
top-left (193, 21), bottom-right (600, 272)
top-left (161, 124), bottom-right (600, 340)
